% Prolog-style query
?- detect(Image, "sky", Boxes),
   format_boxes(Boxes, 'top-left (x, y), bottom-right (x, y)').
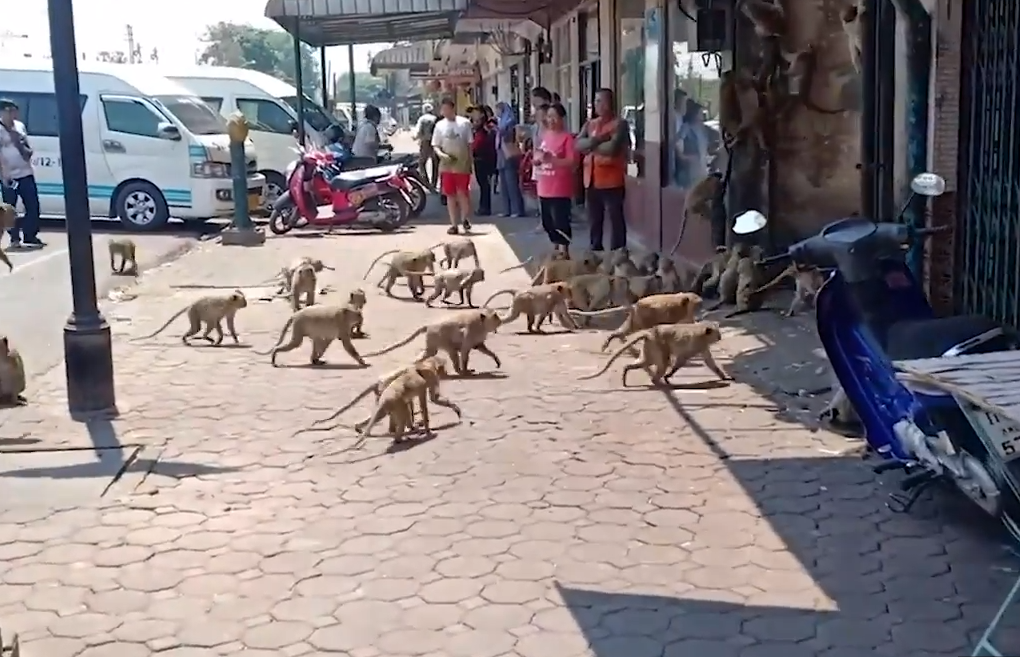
top-left (1, 0), bottom-right (390, 74)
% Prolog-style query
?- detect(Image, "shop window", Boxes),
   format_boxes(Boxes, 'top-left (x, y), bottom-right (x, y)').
top-left (667, 0), bottom-right (725, 189)
top-left (620, 0), bottom-right (646, 177)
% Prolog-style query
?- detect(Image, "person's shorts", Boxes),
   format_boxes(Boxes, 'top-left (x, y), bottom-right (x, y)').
top-left (440, 172), bottom-right (471, 196)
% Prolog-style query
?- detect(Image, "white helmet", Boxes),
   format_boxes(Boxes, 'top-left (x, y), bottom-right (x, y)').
top-left (422, 102), bottom-right (434, 113)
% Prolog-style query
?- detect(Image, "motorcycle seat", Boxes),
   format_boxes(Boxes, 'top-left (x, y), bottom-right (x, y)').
top-left (886, 315), bottom-right (1011, 360)
top-left (330, 170), bottom-right (393, 191)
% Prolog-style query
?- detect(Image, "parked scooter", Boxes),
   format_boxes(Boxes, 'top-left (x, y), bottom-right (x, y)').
top-left (268, 146), bottom-right (411, 235)
top-left (323, 141), bottom-right (427, 217)
top-left (736, 172), bottom-right (1020, 540)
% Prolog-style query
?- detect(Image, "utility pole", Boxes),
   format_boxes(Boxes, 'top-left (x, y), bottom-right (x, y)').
top-left (125, 24), bottom-right (136, 63)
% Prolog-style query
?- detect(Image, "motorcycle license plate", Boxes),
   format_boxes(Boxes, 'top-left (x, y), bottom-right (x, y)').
top-left (966, 404), bottom-right (1020, 462)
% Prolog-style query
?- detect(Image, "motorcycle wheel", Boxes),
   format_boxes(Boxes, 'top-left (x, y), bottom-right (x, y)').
top-left (405, 179), bottom-right (428, 217)
top-left (365, 193), bottom-right (411, 232)
top-left (269, 206), bottom-right (296, 235)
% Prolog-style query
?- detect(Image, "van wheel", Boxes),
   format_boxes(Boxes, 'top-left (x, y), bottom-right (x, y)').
top-left (115, 182), bottom-right (169, 231)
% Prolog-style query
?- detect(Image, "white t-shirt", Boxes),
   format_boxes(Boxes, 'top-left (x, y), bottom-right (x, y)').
top-left (351, 119), bottom-right (379, 158)
top-left (431, 116), bottom-right (473, 173)
top-left (0, 120), bottom-right (32, 181)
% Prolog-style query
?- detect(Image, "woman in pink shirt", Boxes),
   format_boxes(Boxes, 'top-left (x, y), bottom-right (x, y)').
top-left (534, 103), bottom-right (577, 253)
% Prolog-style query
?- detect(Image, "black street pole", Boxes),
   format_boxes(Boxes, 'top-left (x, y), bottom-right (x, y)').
top-left (319, 46), bottom-right (329, 110)
top-left (348, 44), bottom-right (357, 121)
top-left (48, 0), bottom-right (117, 418)
top-left (293, 21), bottom-right (305, 146)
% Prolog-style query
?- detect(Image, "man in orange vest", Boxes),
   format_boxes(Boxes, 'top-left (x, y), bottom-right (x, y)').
top-left (576, 88), bottom-right (630, 252)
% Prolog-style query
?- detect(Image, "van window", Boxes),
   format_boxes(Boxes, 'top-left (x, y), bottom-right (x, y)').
top-left (0, 92), bottom-right (87, 137)
top-left (281, 95), bottom-right (333, 132)
top-left (102, 98), bottom-right (162, 137)
top-left (154, 96), bottom-right (228, 136)
top-left (202, 97), bottom-right (224, 112)
top-left (237, 98), bottom-right (294, 134)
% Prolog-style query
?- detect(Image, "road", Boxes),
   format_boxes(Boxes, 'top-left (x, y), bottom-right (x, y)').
top-left (1, 218), bottom-right (224, 378)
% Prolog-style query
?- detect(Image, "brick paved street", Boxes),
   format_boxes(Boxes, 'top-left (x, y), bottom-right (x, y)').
top-left (0, 212), bottom-right (1017, 656)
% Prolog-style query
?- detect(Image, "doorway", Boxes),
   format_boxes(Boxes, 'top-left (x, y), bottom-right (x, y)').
top-left (579, 60), bottom-right (601, 124)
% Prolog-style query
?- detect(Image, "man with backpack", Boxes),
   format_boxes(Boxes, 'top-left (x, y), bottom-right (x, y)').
top-left (412, 102), bottom-right (439, 190)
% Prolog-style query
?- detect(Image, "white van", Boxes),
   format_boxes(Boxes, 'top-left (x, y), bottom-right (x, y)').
top-left (153, 66), bottom-right (342, 204)
top-left (0, 60), bottom-right (266, 230)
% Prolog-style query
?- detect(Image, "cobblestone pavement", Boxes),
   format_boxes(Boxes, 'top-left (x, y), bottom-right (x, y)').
top-left (0, 216), bottom-right (1017, 656)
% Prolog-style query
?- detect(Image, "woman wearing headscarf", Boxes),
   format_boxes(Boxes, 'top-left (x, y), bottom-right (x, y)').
top-left (494, 102), bottom-right (525, 217)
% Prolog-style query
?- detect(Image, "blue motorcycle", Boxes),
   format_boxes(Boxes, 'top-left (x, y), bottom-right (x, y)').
top-left (734, 173), bottom-right (1020, 539)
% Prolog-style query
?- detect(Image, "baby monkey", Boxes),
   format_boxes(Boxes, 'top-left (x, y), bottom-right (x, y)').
top-left (421, 267), bottom-right (486, 308)
top-left (580, 321), bottom-right (730, 386)
top-left (108, 238), bottom-right (138, 275)
top-left (132, 290), bottom-right (247, 345)
top-left (753, 262), bottom-right (825, 316)
top-left (289, 260), bottom-right (318, 311)
top-left (0, 335), bottom-right (27, 406)
top-left (484, 282), bottom-right (577, 333)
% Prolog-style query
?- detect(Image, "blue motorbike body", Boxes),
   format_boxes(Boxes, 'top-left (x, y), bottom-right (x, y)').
top-left (815, 260), bottom-right (942, 462)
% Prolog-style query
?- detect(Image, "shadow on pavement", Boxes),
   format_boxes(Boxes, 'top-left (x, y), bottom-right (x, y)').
top-left (0, 458), bottom-right (239, 481)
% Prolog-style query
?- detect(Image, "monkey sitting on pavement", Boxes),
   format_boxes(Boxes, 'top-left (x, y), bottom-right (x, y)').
top-left (131, 291), bottom-right (248, 345)
top-left (694, 246), bottom-right (733, 297)
top-left (0, 335), bottom-right (27, 406)
top-left (579, 321), bottom-right (730, 386)
top-left (484, 282), bottom-right (577, 333)
top-left (363, 309), bottom-right (503, 375)
top-left (107, 238), bottom-right (138, 275)
top-left (301, 355), bottom-right (457, 434)
top-left (416, 267), bottom-right (486, 308)
top-left (354, 356), bottom-right (463, 445)
top-left (261, 303), bottom-right (368, 368)
top-left (569, 292), bottom-right (703, 352)
top-left (752, 262), bottom-right (825, 317)
top-left (531, 251), bottom-right (599, 285)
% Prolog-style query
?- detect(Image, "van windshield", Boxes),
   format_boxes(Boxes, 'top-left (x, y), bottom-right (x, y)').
top-left (281, 95), bottom-right (335, 132)
top-left (153, 95), bottom-right (229, 135)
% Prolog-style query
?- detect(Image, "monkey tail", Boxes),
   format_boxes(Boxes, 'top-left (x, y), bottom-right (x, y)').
top-left (363, 249), bottom-right (400, 280)
top-left (578, 333), bottom-right (648, 381)
top-left (306, 384), bottom-right (378, 429)
top-left (129, 306), bottom-right (191, 341)
top-left (253, 316), bottom-right (296, 355)
top-left (601, 309), bottom-right (636, 351)
top-left (499, 257), bottom-right (533, 274)
top-left (362, 326), bottom-right (428, 358)
top-left (568, 305), bottom-right (630, 319)
top-left (355, 401), bottom-right (388, 445)
top-left (482, 289), bottom-right (517, 308)
top-left (529, 266), bottom-right (547, 286)
top-left (751, 263), bottom-right (795, 295)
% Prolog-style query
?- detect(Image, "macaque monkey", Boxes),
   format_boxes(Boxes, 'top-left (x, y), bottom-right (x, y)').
top-left (719, 69), bottom-right (766, 151)
top-left (108, 238), bottom-right (138, 275)
top-left (0, 335), bottom-right (27, 405)
top-left (570, 292), bottom-right (703, 352)
top-left (131, 291), bottom-right (247, 345)
top-left (419, 267), bottom-right (486, 307)
top-left (363, 309), bottom-right (503, 375)
top-left (484, 282), bottom-right (577, 333)
top-left (263, 304), bottom-right (368, 367)
top-left (364, 249), bottom-right (437, 299)
top-left (289, 261), bottom-right (318, 311)
top-left (354, 357), bottom-right (462, 443)
top-left (753, 262), bottom-right (825, 316)
top-left (427, 237), bottom-right (481, 269)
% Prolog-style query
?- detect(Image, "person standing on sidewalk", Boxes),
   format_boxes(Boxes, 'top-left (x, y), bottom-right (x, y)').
top-left (494, 102), bottom-right (524, 218)
top-left (431, 97), bottom-right (474, 235)
top-left (577, 88), bottom-right (629, 252)
top-left (412, 102), bottom-right (439, 190)
top-left (534, 103), bottom-right (577, 254)
top-left (0, 99), bottom-right (44, 249)
top-left (470, 107), bottom-right (496, 216)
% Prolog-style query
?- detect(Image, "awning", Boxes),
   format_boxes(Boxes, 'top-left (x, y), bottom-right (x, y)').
top-left (370, 42), bottom-right (440, 76)
top-left (463, 0), bottom-right (581, 26)
top-left (264, 0), bottom-right (468, 47)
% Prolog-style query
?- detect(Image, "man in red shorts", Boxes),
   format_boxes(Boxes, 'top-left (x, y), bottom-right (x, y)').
top-left (430, 96), bottom-right (474, 235)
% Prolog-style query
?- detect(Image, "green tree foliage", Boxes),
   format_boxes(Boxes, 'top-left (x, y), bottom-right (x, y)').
top-left (198, 22), bottom-right (321, 97)
top-left (331, 72), bottom-right (388, 104)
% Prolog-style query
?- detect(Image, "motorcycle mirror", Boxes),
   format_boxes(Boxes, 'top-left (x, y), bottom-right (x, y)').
top-left (732, 210), bottom-right (768, 235)
top-left (910, 172), bottom-right (946, 197)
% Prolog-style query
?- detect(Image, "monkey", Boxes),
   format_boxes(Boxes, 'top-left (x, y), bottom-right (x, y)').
top-left (261, 304), bottom-right (368, 367)
top-left (364, 249), bottom-right (437, 300)
top-left (424, 237), bottom-right (481, 269)
top-left (570, 292), bottom-right (703, 352)
top-left (778, 44), bottom-right (849, 117)
top-left (716, 244), bottom-right (749, 305)
top-left (0, 336), bottom-right (27, 406)
top-left (657, 257), bottom-right (685, 294)
top-left (131, 291), bottom-right (247, 345)
top-left (289, 261), bottom-right (318, 311)
top-left (729, 255), bottom-right (766, 315)
top-left (484, 282), bottom-right (577, 333)
top-left (627, 274), bottom-right (662, 301)
top-left (685, 174), bottom-right (723, 226)
top-left (612, 253), bottom-right (642, 278)
top-left (635, 252), bottom-right (660, 277)
top-left (739, 0), bottom-right (786, 39)
top-left (417, 267), bottom-right (486, 308)
top-left (274, 257), bottom-right (333, 295)
top-left (842, 0), bottom-right (864, 74)
top-left (531, 251), bottom-right (599, 285)
top-left (107, 238), bottom-right (138, 275)
top-left (719, 69), bottom-right (766, 151)
top-left (354, 358), bottom-right (463, 444)
top-left (303, 355), bottom-right (455, 433)
top-left (752, 262), bottom-right (825, 317)
top-left (362, 309), bottom-right (503, 375)
top-left (579, 321), bottom-right (730, 386)
top-left (691, 247), bottom-right (727, 297)
top-left (564, 273), bottom-right (628, 315)
top-left (345, 288), bottom-right (369, 338)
